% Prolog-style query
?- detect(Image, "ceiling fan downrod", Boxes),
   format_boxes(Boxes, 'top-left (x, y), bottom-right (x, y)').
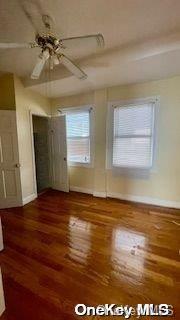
top-left (42, 15), bottom-right (52, 30)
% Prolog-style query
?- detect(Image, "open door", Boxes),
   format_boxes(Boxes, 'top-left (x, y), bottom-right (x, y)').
top-left (0, 111), bottom-right (22, 209)
top-left (0, 268), bottom-right (5, 316)
top-left (49, 115), bottom-right (69, 192)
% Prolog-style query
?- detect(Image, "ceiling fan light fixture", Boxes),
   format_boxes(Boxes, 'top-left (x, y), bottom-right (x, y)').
top-left (41, 48), bottom-right (50, 60)
top-left (53, 55), bottom-right (60, 65)
top-left (50, 57), bottom-right (54, 70)
top-left (31, 55), bottom-right (46, 79)
top-left (97, 34), bottom-right (105, 48)
top-left (54, 39), bottom-right (59, 46)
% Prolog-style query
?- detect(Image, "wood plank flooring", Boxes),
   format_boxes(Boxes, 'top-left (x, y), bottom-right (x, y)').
top-left (0, 190), bottom-right (179, 319)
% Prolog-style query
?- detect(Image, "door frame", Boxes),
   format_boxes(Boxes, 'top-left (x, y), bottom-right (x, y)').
top-left (29, 110), bottom-right (51, 197)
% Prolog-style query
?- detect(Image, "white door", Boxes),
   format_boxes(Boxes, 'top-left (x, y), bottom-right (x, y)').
top-left (0, 111), bottom-right (22, 209)
top-left (49, 115), bottom-right (69, 192)
top-left (0, 218), bottom-right (3, 251)
top-left (0, 268), bottom-right (5, 316)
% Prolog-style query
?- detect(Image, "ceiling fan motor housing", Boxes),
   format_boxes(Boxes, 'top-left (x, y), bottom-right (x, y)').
top-left (36, 34), bottom-right (59, 52)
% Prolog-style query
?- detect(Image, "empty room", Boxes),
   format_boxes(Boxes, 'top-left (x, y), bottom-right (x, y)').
top-left (0, 0), bottom-right (179, 319)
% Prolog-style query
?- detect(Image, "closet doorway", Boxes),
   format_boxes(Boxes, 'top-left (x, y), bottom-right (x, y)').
top-left (32, 115), bottom-right (50, 194)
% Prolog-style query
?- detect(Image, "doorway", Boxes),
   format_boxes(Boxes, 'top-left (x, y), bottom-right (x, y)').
top-left (32, 115), bottom-right (50, 194)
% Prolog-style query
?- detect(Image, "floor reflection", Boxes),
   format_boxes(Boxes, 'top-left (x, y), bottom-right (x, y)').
top-left (68, 216), bottom-right (92, 265)
top-left (111, 228), bottom-right (147, 280)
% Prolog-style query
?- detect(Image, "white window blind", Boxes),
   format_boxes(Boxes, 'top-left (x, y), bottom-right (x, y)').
top-left (113, 103), bottom-right (154, 168)
top-left (66, 110), bottom-right (90, 163)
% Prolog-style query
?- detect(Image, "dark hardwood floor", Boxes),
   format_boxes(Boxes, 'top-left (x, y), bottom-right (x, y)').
top-left (0, 190), bottom-right (179, 319)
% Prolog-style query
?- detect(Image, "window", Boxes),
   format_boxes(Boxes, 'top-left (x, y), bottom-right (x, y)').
top-left (112, 102), bottom-right (155, 169)
top-left (66, 108), bottom-right (92, 165)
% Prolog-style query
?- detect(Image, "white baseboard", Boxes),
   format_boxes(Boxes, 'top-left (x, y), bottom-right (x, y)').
top-left (107, 192), bottom-right (180, 209)
top-left (70, 186), bottom-right (107, 198)
top-left (68, 186), bottom-right (180, 209)
top-left (70, 186), bottom-right (93, 195)
top-left (23, 193), bottom-right (37, 205)
top-left (93, 191), bottom-right (106, 198)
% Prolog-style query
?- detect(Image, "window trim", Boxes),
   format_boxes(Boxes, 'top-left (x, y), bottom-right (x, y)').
top-left (60, 105), bottom-right (94, 168)
top-left (106, 97), bottom-right (159, 171)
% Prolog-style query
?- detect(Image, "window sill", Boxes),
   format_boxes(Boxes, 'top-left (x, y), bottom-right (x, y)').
top-left (112, 165), bottom-right (152, 170)
top-left (68, 162), bottom-right (93, 168)
top-left (108, 165), bottom-right (154, 178)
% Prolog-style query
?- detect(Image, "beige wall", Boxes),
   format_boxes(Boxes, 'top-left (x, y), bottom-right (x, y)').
top-left (0, 73), bottom-right (16, 109)
top-left (1, 72), bottom-right (179, 206)
top-left (52, 76), bottom-right (180, 206)
top-left (14, 76), bottom-right (51, 200)
top-left (107, 77), bottom-right (180, 204)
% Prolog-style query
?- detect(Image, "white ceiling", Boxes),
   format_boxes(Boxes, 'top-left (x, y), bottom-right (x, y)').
top-left (1, 0), bottom-right (180, 97)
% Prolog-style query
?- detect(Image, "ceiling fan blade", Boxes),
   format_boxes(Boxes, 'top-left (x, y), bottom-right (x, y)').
top-left (31, 49), bottom-right (50, 79)
top-left (59, 54), bottom-right (87, 80)
top-left (0, 42), bottom-right (37, 49)
top-left (60, 34), bottom-right (104, 50)
top-left (31, 57), bottom-right (45, 79)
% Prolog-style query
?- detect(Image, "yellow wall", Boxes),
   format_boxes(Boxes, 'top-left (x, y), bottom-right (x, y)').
top-left (1, 72), bottom-right (179, 206)
top-left (52, 76), bottom-right (180, 206)
top-left (0, 73), bottom-right (16, 109)
top-left (14, 76), bottom-right (51, 200)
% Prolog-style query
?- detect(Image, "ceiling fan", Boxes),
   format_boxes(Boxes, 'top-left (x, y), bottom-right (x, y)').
top-left (0, 14), bottom-right (104, 80)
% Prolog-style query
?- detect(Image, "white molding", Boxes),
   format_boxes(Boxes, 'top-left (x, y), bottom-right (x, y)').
top-left (69, 186), bottom-right (180, 209)
top-left (29, 110), bottom-right (50, 199)
top-left (70, 186), bottom-right (107, 198)
top-left (70, 186), bottom-right (93, 195)
top-left (93, 191), bottom-right (106, 198)
top-left (60, 105), bottom-right (95, 168)
top-left (29, 110), bottom-right (38, 197)
top-left (23, 193), bottom-right (37, 205)
top-left (68, 161), bottom-right (93, 168)
top-left (107, 192), bottom-right (180, 209)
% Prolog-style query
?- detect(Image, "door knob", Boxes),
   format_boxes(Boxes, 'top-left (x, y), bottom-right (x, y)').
top-left (63, 157), bottom-right (67, 161)
top-left (15, 163), bottom-right (21, 168)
